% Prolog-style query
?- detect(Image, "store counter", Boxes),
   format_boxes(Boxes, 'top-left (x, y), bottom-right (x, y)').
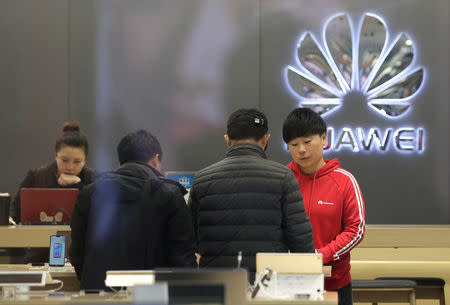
top-left (0, 291), bottom-right (338, 305)
top-left (351, 225), bottom-right (450, 302)
top-left (3, 224), bottom-right (449, 302)
top-left (249, 292), bottom-right (337, 305)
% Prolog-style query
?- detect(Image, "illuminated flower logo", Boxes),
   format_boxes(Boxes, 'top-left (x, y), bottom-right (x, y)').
top-left (286, 13), bottom-right (425, 118)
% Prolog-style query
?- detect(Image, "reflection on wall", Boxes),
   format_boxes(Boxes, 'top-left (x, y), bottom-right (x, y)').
top-left (92, 0), bottom-right (257, 172)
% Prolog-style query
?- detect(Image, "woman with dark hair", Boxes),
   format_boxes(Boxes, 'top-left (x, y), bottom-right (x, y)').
top-left (9, 122), bottom-right (94, 224)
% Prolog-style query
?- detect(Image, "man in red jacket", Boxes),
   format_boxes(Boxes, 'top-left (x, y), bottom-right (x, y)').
top-left (282, 108), bottom-right (365, 305)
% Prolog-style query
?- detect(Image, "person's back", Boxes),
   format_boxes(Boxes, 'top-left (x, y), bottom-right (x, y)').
top-left (189, 109), bottom-right (314, 281)
top-left (70, 130), bottom-right (196, 290)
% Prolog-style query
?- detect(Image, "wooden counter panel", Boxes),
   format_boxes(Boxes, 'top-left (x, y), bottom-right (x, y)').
top-left (2, 225), bottom-right (449, 248)
top-left (0, 225), bottom-right (69, 247)
top-left (359, 225), bottom-right (450, 248)
top-left (352, 247), bottom-right (450, 261)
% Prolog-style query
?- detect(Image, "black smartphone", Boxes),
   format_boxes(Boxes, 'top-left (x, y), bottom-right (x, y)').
top-left (49, 235), bottom-right (66, 266)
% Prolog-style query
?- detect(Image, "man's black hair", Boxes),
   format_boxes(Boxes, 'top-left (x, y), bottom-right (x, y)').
top-left (117, 129), bottom-right (162, 165)
top-left (282, 108), bottom-right (327, 143)
top-left (227, 108), bottom-right (268, 141)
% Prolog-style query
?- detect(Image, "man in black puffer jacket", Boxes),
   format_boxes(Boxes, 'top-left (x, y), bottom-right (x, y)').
top-left (70, 130), bottom-right (197, 290)
top-left (189, 108), bottom-right (315, 283)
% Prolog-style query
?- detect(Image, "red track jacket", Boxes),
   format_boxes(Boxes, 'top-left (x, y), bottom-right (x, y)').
top-left (287, 159), bottom-right (365, 291)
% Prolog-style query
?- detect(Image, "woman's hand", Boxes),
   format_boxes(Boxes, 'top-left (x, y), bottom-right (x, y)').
top-left (8, 216), bottom-right (16, 225)
top-left (58, 173), bottom-right (81, 186)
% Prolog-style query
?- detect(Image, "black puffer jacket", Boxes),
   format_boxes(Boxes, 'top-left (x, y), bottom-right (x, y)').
top-left (189, 143), bottom-right (314, 280)
top-left (70, 162), bottom-right (197, 290)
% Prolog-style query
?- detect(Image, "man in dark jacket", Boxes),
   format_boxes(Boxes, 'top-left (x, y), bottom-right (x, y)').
top-left (70, 130), bottom-right (197, 290)
top-left (188, 108), bottom-right (315, 282)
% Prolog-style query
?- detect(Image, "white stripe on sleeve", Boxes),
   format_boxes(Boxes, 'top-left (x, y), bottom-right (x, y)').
top-left (333, 168), bottom-right (365, 260)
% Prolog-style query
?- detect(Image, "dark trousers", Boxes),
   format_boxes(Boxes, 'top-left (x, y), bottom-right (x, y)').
top-left (338, 282), bottom-right (353, 305)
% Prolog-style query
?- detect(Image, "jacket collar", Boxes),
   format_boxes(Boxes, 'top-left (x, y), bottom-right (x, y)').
top-left (289, 158), bottom-right (341, 180)
top-left (116, 161), bottom-right (187, 195)
top-left (226, 142), bottom-right (267, 159)
top-left (115, 161), bottom-right (162, 179)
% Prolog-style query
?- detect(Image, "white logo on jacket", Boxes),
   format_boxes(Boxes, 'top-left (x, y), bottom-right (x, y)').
top-left (317, 200), bottom-right (334, 205)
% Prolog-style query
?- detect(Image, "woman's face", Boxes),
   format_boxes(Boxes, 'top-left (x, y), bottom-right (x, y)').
top-left (55, 146), bottom-right (86, 177)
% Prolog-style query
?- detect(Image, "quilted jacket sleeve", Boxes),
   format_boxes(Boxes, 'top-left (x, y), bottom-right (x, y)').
top-left (187, 186), bottom-right (200, 251)
top-left (69, 186), bottom-right (91, 280)
top-left (281, 170), bottom-right (315, 253)
top-left (165, 188), bottom-right (197, 267)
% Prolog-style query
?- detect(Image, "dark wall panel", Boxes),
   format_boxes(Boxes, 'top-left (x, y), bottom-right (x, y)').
top-left (0, 0), bottom-right (69, 193)
top-left (69, 0), bottom-right (261, 173)
top-left (0, 0), bottom-right (448, 224)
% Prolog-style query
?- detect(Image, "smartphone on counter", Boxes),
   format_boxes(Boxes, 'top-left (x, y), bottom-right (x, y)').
top-left (49, 235), bottom-right (66, 266)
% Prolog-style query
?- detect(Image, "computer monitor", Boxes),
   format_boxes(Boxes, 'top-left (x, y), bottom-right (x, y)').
top-left (105, 268), bottom-right (247, 305)
top-left (166, 172), bottom-right (195, 203)
top-left (153, 268), bottom-right (247, 305)
top-left (165, 172), bottom-right (195, 190)
top-left (20, 188), bottom-right (79, 224)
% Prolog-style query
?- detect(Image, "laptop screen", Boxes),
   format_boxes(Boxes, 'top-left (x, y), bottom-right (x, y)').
top-left (20, 188), bottom-right (79, 224)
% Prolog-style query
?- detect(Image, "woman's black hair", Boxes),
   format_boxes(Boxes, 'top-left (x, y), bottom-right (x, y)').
top-left (54, 121), bottom-right (89, 156)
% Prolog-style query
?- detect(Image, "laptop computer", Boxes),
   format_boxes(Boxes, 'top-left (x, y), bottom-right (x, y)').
top-left (20, 188), bottom-right (79, 225)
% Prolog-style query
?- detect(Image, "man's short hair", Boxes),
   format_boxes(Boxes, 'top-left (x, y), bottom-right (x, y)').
top-left (282, 108), bottom-right (327, 143)
top-left (117, 129), bottom-right (162, 165)
top-left (227, 108), bottom-right (268, 141)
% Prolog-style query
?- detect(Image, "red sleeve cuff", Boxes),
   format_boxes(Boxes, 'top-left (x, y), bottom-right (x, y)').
top-left (317, 247), bottom-right (333, 264)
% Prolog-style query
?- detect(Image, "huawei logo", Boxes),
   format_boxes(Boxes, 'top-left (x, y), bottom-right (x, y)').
top-left (286, 13), bottom-right (425, 118)
top-left (317, 200), bottom-right (334, 205)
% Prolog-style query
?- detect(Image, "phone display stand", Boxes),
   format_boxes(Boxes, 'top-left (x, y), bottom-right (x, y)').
top-left (0, 271), bottom-right (48, 300)
top-left (254, 253), bottom-right (325, 300)
top-left (105, 270), bottom-right (155, 289)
